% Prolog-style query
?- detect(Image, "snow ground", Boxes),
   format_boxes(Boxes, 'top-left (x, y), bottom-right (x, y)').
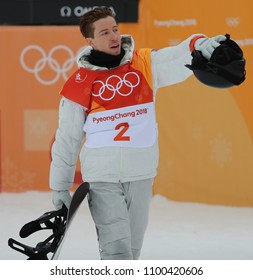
top-left (0, 191), bottom-right (252, 260)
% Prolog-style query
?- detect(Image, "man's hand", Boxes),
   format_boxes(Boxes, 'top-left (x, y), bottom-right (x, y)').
top-left (194, 35), bottom-right (227, 60)
top-left (52, 190), bottom-right (71, 209)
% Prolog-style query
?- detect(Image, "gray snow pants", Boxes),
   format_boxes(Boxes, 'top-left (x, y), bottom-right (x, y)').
top-left (88, 179), bottom-right (153, 260)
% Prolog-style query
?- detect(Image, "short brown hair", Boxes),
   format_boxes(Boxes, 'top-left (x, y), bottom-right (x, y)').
top-left (79, 6), bottom-right (116, 38)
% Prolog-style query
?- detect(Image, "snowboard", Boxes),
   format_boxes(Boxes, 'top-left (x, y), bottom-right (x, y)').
top-left (51, 182), bottom-right (90, 259)
top-left (8, 182), bottom-right (89, 260)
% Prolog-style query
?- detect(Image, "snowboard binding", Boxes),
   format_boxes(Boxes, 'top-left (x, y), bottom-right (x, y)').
top-left (8, 206), bottom-right (68, 260)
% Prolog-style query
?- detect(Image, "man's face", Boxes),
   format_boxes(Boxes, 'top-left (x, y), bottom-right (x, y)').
top-left (86, 16), bottom-right (121, 55)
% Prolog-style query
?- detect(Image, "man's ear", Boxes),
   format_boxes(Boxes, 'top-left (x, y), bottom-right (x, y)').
top-left (86, 38), bottom-right (94, 47)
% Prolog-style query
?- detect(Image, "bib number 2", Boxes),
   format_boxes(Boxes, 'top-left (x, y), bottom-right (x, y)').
top-left (114, 122), bottom-right (130, 141)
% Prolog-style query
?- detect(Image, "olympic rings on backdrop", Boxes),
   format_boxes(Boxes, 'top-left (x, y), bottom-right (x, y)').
top-left (20, 45), bottom-right (82, 86)
top-left (20, 45), bottom-right (141, 93)
top-left (92, 72), bottom-right (140, 101)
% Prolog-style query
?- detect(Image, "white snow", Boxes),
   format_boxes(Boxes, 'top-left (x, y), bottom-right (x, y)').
top-left (0, 191), bottom-right (252, 260)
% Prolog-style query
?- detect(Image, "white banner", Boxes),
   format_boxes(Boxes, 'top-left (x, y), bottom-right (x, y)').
top-left (1, 260), bottom-right (252, 280)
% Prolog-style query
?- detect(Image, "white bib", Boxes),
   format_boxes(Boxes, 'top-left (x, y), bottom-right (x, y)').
top-left (83, 102), bottom-right (157, 148)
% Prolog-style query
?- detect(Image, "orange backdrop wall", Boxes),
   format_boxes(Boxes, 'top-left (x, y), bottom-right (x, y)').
top-left (1, 0), bottom-right (253, 206)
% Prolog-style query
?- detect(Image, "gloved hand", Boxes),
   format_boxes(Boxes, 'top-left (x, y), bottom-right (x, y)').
top-left (52, 190), bottom-right (71, 210)
top-left (194, 35), bottom-right (227, 60)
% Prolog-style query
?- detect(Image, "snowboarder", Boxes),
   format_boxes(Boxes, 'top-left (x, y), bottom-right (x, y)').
top-left (50, 6), bottom-right (243, 259)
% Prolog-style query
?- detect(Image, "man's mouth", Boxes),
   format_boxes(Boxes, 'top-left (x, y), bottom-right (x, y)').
top-left (110, 44), bottom-right (120, 49)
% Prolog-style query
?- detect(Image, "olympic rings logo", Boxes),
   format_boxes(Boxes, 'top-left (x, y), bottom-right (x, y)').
top-left (92, 72), bottom-right (140, 101)
top-left (20, 45), bottom-right (82, 86)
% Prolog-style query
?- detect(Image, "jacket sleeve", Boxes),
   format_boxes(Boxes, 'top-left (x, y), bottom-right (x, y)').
top-left (49, 97), bottom-right (86, 191)
top-left (151, 34), bottom-right (205, 89)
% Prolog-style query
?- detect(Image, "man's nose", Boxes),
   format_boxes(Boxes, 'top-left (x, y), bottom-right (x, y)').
top-left (110, 31), bottom-right (118, 40)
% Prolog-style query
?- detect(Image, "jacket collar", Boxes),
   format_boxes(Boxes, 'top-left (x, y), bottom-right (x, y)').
top-left (76, 35), bottom-right (134, 70)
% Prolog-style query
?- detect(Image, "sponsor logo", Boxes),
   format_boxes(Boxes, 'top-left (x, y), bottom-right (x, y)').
top-left (60, 6), bottom-right (115, 18)
top-left (75, 72), bottom-right (87, 83)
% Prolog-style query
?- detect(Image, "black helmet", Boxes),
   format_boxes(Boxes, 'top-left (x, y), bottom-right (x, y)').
top-left (8, 206), bottom-right (67, 259)
top-left (186, 34), bottom-right (246, 88)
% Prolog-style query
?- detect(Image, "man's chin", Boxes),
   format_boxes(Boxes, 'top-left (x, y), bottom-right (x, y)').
top-left (109, 48), bottom-right (121, 55)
